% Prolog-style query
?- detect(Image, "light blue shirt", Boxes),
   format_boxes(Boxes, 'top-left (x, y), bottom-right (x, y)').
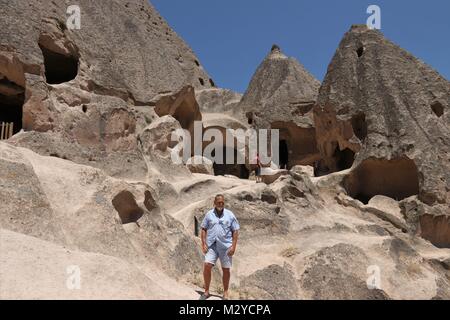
top-left (201, 208), bottom-right (240, 249)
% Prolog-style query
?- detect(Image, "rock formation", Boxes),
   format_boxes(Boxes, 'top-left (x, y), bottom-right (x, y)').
top-left (314, 25), bottom-right (449, 250)
top-left (196, 88), bottom-right (243, 115)
top-left (1, 0), bottom-right (212, 179)
top-left (314, 25), bottom-right (449, 206)
top-left (1, 2), bottom-right (449, 300)
top-left (238, 45), bottom-right (322, 169)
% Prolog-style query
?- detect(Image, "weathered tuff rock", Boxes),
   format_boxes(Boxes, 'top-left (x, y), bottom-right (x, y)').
top-left (0, 0), bottom-right (212, 104)
top-left (177, 167), bottom-right (448, 300)
top-left (239, 45), bottom-right (322, 168)
top-left (6, 87), bottom-right (151, 179)
top-left (2, 138), bottom-right (450, 300)
top-left (0, 142), bottom-right (203, 288)
top-left (0, 229), bottom-right (192, 299)
top-left (186, 156), bottom-right (214, 175)
top-left (239, 45), bottom-right (320, 126)
top-left (399, 196), bottom-right (450, 248)
top-left (138, 115), bottom-right (192, 180)
top-left (196, 88), bottom-right (243, 115)
top-left (300, 244), bottom-right (390, 300)
top-left (153, 86), bottom-right (202, 136)
top-left (314, 25), bottom-right (450, 207)
top-left (238, 264), bottom-right (299, 300)
top-left (0, 142), bottom-right (65, 244)
top-left (0, 0), bottom-right (212, 179)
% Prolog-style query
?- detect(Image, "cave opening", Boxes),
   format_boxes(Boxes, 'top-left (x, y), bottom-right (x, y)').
top-left (112, 191), bottom-right (144, 224)
top-left (39, 44), bottom-right (78, 84)
top-left (357, 47), bottom-right (364, 57)
top-left (334, 147), bottom-right (355, 171)
top-left (194, 216), bottom-right (200, 237)
top-left (212, 147), bottom-right (249, 179)
top-left (351, 112), bottom-right (367, 141)
top-left (343, 157), bottom-right (420, 205)
top-left (173, 101), bottom-right (194, 131)
top-left (0, 75), bottom-right (25, 138)
top-left (279, 139), bottom-right (289, 169)
top-left (431, 102), bottom-right (444, 118)
top-left (270, 122), bottom-right (319, 169)
top-left (247, 112), bottom-right (254, 125)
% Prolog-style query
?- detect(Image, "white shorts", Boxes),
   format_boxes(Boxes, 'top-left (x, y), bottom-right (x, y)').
top-left (204, 242), bottom-right (233, 269)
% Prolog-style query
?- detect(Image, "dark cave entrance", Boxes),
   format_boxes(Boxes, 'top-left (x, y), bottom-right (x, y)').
top-left (246, 112), bottom-right (254, 125)
top-left (431, 102), bottom-right (444, 118)
top-left (351, 113), bottom-right (367, 141)
top-left (112, 191), bottom-right (144, 224)
top-left (173, 101), bottom-right (195, 132)
top-left (357, 47), bottom-right (365, 57)
top-left (194, 216), bottom-right (200, 237)
top-left (212, 147), bottom-right (249, 179)
top-left (279, 139), bottom-right (289, 169)
top-left (334, 147), bottom-right (355, 171)
top-left (0, 75), bottom-right (25, 138)
top-left (343, 157), bottom-right (420, 205)
top-left (39, 44), bottom-right (79, 84)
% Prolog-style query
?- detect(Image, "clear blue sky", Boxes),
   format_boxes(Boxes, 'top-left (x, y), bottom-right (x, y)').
top-left (151, 0), bottom-right (450, 93)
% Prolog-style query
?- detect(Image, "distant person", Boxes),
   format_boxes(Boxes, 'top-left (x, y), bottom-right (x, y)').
top-left (255, 153), bottom-right (262, 183)
top-left (199, 194), bottom-right (240, 300)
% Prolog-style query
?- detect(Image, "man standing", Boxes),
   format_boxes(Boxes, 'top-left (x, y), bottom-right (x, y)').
top-left (199, 194), bottom-right (240, 300)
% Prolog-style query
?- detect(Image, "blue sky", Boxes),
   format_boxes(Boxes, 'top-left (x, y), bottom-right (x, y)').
top-left (151, 0), bottom-right (450, 93)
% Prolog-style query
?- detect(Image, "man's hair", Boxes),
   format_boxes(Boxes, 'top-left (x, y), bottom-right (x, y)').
top-left (214, 194), bottom-right (225, 202)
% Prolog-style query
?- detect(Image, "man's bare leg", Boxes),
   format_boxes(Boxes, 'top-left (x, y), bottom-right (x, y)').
top-left (222, 267), bottom-right (231, 299)
top-left (203, 263), bottom-right (213, 296)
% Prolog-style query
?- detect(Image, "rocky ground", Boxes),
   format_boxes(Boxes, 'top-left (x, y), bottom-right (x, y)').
top-left (1, 141), bottom-right (449, 299)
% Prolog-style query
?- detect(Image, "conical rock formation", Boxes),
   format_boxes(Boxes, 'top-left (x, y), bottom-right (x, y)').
top-left (239, 45), bottom-right (320, 128)
top-left (314, 25), bottom-right (450, 207)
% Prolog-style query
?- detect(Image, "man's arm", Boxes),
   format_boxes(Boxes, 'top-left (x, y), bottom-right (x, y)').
top-left (201, 228), bottom-right (208, 254)
top-left (228, 230), bottom-right (239, 256)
